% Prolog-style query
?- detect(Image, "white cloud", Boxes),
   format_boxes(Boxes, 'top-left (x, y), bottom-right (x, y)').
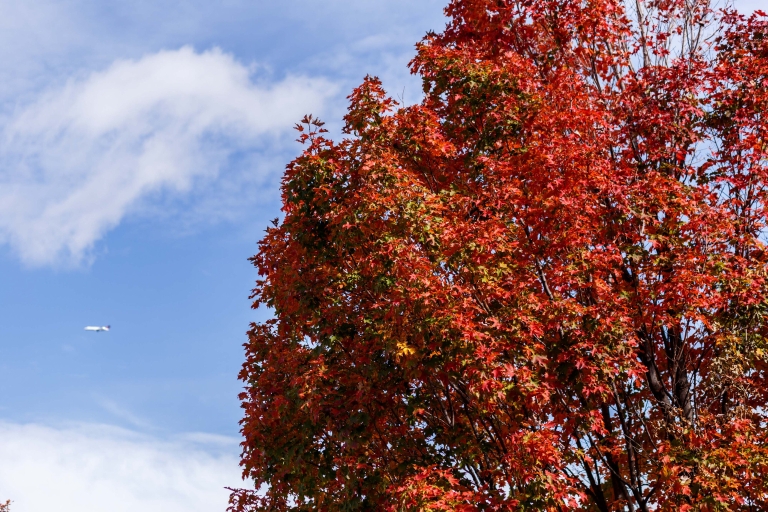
top-left (0, 46), bottom-right (335, 266)
top-left (0, 422), bottom-right (242, 512)
top-left (734, 0), bottom-right (765, 13)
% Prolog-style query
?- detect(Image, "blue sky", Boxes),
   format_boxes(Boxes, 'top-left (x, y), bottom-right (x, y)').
top-left (0, 1), bottom-right (446, 510)
top-left (0, 1), bottom-right (763, 511)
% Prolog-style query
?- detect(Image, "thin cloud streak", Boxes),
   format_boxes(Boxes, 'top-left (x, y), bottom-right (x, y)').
top-left (0, 46), bottom-right (335, 267)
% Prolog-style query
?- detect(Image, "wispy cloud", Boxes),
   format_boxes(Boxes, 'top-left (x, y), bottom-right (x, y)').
top-left (0, 422), bottom-right (241, 512)
top-left (97, 398), bottom-right (154, 430)
top-left (0, 46), bottom-right (335, 266)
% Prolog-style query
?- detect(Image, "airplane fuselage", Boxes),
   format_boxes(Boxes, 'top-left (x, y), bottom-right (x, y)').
top-left (84, 326), bottom-right (110, 332)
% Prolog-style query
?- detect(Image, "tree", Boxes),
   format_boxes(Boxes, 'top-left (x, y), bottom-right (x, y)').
top-left (231, 1), bottom-right (768, 510)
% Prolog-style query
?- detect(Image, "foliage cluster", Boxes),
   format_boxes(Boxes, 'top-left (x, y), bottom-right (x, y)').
top-left (232, 1), bottom-right (768, 510)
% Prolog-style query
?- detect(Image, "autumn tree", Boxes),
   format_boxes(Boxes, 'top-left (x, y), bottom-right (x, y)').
top-left (231, 0), bottom-right (768, 510)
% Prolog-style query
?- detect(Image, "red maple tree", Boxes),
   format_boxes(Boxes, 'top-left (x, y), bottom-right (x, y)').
top-left (231, 1), bottom-right (768, 510)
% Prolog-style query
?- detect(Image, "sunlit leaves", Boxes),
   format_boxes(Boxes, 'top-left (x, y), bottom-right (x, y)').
top-left (232, 2), bottom-right (768, 511)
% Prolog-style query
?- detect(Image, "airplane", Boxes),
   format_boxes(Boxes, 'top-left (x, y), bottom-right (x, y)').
top-left (84, 325), bottom-right (110, 332)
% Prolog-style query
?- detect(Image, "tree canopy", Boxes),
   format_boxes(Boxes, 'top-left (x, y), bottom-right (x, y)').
top-left (231, 1), bottom-right (768, 510)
